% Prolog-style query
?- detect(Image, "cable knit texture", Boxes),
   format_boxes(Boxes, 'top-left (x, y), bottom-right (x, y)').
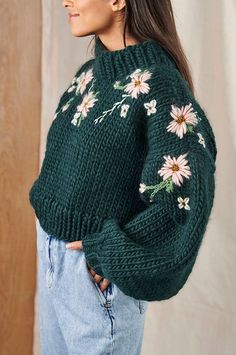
top-left (29, 36), bottom-right (217, 301)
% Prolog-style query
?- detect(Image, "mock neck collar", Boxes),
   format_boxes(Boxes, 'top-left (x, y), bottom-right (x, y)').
top-left (92, 35), bottom-right (177, 82)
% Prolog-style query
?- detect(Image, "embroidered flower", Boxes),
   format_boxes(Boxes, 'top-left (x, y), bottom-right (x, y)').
top-left (71, 91), bottom-right (99, 127)
top-left (158, 152), bottom-right (191, 187)
top-left (139, 183), bottom-right (147, 194)
top-left (76, 68), bottom-right (94, 95)
top-left (124, 69), bottom-right (152, 99)
top-left (94, 68), bottom-right (152, 124)
top-left (177, 196), bottom-right (191, 210)
top-left (166, 103), bottom-right (199, 139)
top-left (67, 68), bottom-right (94, 95)
top-left (62, 102), bottom-right (71, 112)
top-left (113, 81), bottom-right (122, 89)
top-left (197, 132), bottom-right (206, 148)
top-left (144, 99), bottom-right (157, 116)
top-left (120, 104), bottom-right (130, 118)
top-left (60, 97), bottom-right (74, 113)
top-left (139, 152), bottom-right (191, 201)
top-left (67, 76), bottom-right (78, 93)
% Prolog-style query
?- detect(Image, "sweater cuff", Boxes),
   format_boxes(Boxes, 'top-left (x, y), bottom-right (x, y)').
top-left (82, 218), bottom-right (117, 276)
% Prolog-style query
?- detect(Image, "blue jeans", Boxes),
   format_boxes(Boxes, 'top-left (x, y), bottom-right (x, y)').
top-left (35, 218), bottom-right (148, 355)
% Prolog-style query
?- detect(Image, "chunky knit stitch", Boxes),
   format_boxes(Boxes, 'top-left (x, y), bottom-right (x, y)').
top-left (29, 36), bottom-right (217, 301)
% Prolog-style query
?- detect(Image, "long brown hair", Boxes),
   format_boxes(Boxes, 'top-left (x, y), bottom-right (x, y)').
top-left (90, 0), bottom-right (194, 96)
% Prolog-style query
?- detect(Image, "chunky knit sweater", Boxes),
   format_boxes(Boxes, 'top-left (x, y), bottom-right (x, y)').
top-left (29, 36), bottom-right (217, 301)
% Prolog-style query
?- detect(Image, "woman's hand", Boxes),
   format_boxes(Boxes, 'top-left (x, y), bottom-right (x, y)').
top-left (66, 240), bottom-right (110, 291)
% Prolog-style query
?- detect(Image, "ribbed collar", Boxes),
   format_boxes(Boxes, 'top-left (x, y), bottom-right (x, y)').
top-left (93, 35), bottom-right (176, 82)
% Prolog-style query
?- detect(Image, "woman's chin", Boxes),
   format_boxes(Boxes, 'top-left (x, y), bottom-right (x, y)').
top-left (70, 27), bottom-right (93, 37)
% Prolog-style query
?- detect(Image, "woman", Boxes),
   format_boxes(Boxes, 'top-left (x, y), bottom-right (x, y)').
top-left (29, 0), bottom-right (217, 354)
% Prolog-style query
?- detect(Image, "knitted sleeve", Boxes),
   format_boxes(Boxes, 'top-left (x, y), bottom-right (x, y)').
top-left (82, 69), bottom-right (217, 302)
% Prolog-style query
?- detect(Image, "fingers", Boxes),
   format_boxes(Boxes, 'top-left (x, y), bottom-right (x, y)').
top-left (93, 274), bottom-right (103, 284)
top-left (88, 266), bottom-right (96, 277)
top-left (88, 266), bottom-right (103, 284)
top-left (86, 263), bottom-right (110, 291)
top-left (99, 278), bottom-right (110, 292)
top-left (66, 247), bottom-right (111, 291)
top-left (66, 240), bottom-right (83, 250)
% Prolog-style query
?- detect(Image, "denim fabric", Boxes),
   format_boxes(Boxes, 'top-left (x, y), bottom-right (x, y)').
top-left (35, 218), bottom-right (148, 355)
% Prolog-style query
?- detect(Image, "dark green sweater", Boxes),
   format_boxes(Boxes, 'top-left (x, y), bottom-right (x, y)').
top-left (29, 36), bottom-right (217, 301)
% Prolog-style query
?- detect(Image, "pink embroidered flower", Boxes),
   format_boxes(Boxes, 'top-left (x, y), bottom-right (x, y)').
top-left (76, 91), bottom-right (98, 117)
top-left (158, 152), bottom-right (191, 187)
top-left (166, 103), bottom-right (198, 139)
top-left (124, 69), bottom-right (152, 99)
top-left (76, 68), bottom-right (94, 95)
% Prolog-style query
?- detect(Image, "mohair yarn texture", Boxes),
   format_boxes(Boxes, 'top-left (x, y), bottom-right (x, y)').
top-left (29, 36), bottom-right (217, 301)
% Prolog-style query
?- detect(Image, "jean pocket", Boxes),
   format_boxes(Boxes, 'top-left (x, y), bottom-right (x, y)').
top-left (45, 235), bottom-right (55, 288)
top-left (86, 264), bottom-right (114, 306)
top-left (94, 281), bottom-right (114, 305)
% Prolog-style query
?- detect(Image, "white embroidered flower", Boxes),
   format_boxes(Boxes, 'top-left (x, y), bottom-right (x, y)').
top-left (114, 81), bottom-right (121, 89)
top-left (139, 183), bottom-right (147, 193)
top-left (177, 196), bottom-right (191, 210)
top-left (197, 132), bottom-right (206, 148)
top-left (166, 103), bottom-right (198, 139)
top-left (144, 99), bottom-right (157, 116)
top-left (158, 152), bottom-right (192, 187)
top-left (120, 104), bottom-right (130, 118)
top-left (76, 68), bottom-right (94, 95)
top-left (75, 91), bottom-right (98, 117)
top-left (71, 117), bottom-right (78, 126)
top-left (124, 69), bottom-right (152, 99)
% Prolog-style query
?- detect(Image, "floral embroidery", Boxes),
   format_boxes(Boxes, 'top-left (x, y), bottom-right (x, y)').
top-left (139, 183), bottom-right (147, 194)
top-left (120, 104), bottom-right (130, 118)
top-left (52, 67), bottom-right (99, 127)
top-left (94, 68), bottom-right (152, 124)
top-left (67, 76), bottom-right (78, 93)
top-left (167, 103), bottom-right (199, 138)
top-left (124, 69), bottom-right (152, 99)
top-left (197, 132), bottom-right (206, 148)
top-left (139, 152), bottom-right (191, 202)
top-left (143, 101), bottom-right (207, 149)
top-left (68, 68), bottom-right (100, 127)
top-left (71, 91), bottom-right (99, 127)
top-left (177, 197), bottom-right (190, 210)
top-left (67, 68), bottom-right (94, 95)
top-left (144, 99), bottom-right (157, 116)
top-left (62, 98), bottom-right (74, 112)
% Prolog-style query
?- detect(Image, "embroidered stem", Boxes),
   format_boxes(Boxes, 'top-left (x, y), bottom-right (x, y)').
top-left (145, 177), bottom-right (174, 200)
top-left (94, 94), bottom-right (130, 124)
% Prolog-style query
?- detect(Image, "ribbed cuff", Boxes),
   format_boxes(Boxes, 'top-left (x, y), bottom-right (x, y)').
top-left (82, 217), bottom-right (117, 277)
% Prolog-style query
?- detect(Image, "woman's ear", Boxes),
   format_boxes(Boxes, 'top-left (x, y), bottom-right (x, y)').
top-left (110, 0), bottom-right (126, 13)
